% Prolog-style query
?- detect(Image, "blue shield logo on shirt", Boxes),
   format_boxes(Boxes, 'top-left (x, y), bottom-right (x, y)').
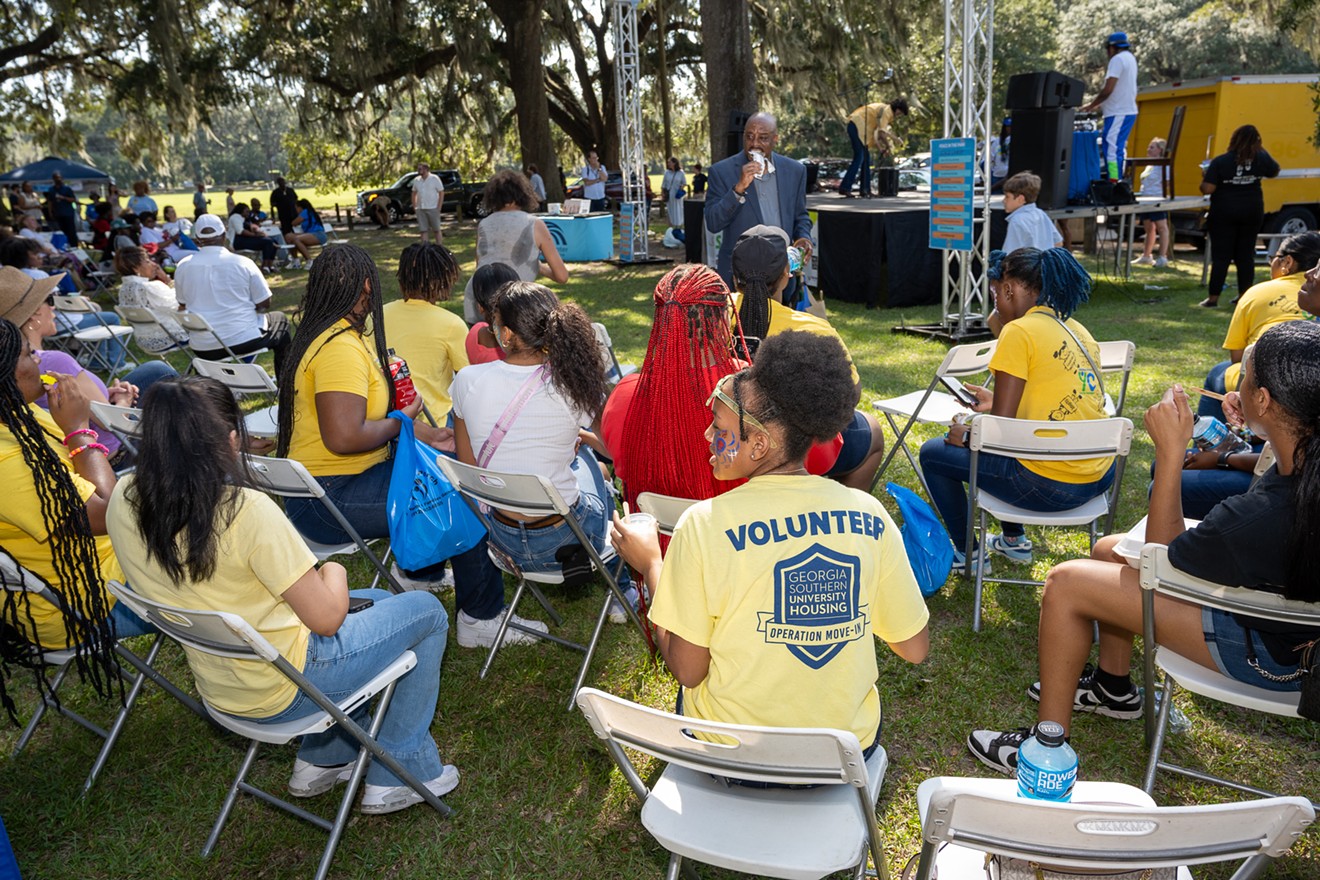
top-left (758, 543), bottom-right (867, 669)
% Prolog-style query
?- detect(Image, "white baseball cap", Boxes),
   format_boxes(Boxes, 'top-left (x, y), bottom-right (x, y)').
top-left (193, 213), bottom-right (226, 238)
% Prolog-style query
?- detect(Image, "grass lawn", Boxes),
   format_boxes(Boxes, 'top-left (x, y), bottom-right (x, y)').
top-left (3, 216), bottom-right (1317, 879)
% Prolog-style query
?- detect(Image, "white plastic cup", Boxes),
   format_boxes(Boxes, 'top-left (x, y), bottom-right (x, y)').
top-left (623, 512), bottom-right (658, 535)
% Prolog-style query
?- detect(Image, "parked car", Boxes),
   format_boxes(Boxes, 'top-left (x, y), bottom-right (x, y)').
top-left (804, 157), bottom-right (851, 193)
top-left (566, 170), bottom-right (654, 211)
top-left (897, 152), bottom-right (984, 190)
top-left (355, 170), bottom-right (487, 223)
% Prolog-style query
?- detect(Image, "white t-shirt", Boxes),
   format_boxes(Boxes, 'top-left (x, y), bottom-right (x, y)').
top-left (450, 361), bottom-right (594, 505)
top-left (163, 218), bottom-right (193, 238)
top-left (138, 226), bottom-right (165, 245)
top-left (1138, 164), bottom-right (1165, 197)
top-left (411, 174), bottom-right (445, 210)
top-left (581, 164), bottom-right (607, 200)
top-left (174, 247), bottom-right (272, 349)
top-left (1102, 51), bottom-right (1138, 118)
top-left (1003, 202), bottom-right (1063, 253)
top-left (226, 213), bottom-right (246, 247)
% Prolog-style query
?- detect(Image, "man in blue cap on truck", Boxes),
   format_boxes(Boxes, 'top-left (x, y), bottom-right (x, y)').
top-left (1082, 32), bottom-right (1138, 181)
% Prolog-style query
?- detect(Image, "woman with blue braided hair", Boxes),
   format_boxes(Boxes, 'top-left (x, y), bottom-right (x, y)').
top-left (919, 247), bottom-right (1115, 568)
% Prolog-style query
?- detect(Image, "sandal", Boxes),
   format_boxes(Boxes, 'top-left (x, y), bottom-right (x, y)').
top-left (1198, 297), bottom-right (1219, 308)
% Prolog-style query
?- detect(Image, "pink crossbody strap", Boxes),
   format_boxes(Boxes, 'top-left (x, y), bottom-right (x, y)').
top-left (477, 364), bottom-right (548, 468)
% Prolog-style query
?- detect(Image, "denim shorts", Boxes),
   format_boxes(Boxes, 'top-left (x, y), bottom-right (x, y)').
top-left (825, 410), bottom-right (872, 477)
top-left (1202, 606), bottom-right (1303, 692)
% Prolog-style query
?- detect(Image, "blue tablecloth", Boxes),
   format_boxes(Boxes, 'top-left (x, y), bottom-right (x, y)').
top-left (1068, 131), bottom-right (1103, 201)
top-left (540, 214), bottom-right (613, 261)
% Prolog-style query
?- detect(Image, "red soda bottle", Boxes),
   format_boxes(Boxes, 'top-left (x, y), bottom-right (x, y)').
top-left (387, 348), bottom-right (417, 408)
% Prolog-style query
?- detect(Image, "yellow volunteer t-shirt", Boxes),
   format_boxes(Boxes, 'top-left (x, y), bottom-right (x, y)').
top-left (287, 319), bottom-right (391, 476)
top-left (733, 294), bottom-right (860, 384)
top-left (989, 307), bottom-right (1112, 484)
top-left (1220, 272), bottom-right (1308, 391)
top-left (382, 298), bottom-right (470, 420)
top-left (106, 480), bottom-right (317, 718)
top-left (0, 406), bottom-right (123, 649)
top-left (649, 475), bottom-right (929, 746)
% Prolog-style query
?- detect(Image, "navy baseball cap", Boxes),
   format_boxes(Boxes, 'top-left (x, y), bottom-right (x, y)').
top-left (1106, 32), bottom-right (1130, 48)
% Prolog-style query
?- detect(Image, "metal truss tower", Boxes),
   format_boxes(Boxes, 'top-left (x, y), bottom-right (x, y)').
top-left (941, 0), bottom-right (994, 337)
top-left (612, 0), bottom-right (650, 260)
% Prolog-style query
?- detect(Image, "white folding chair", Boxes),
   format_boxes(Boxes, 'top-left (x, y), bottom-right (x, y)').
top-left (576, 687), bottom-right (890, 880)
top-left (436, 458), bottom-right (649, 711)
top-left (106, 581), bottom-right (451, 880)
top-left (1138, 544), bottom-right (1320, 807)
top-left (241, 454), bottom-right (403, 594)
top-left (114, 304), bottom-right (189, 361)
top-left (1097, 339), bottom-right (1136, 418)
top-left (965, 415), bottom-right (1134, 631)
top-left (70, 248), bottom-right (116, 290)
top-left (51, 294), bottom-right (137, 375)
top-left (912, 776), bottom-right (1313, 880)
top-left (177, 311), bottom-right (268, 364)
top-left (2, 550), bottom-right (204, 795)
top-left (870, 339), bottom-right (996, 495)
top-left (190, 358), bottom-right (280, 439)
top-left (323, 222), bottom-right (346, 244)
top-left (592, 322), bottom-right (636, 385)
top-left (635, 492), bottom-right (698, 537)
top-left (88, 401), bottom-right (143, 457)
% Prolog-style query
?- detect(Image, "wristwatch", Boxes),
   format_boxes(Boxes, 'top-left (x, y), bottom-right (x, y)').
top-left (733, 189), bottom-right (746, 204)
top-left (1217, 451), bottom-right (1233, 470)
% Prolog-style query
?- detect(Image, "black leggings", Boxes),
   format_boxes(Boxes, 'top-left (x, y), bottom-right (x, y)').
top-left (233, 233), bottom-right (277, 262)
top-left (1206, 207), bottom-right (1263, 300)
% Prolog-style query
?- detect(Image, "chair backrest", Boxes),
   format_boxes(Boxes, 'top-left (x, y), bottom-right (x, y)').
top-left (1097, 339), bottom-right (1135, 373)
top-left (243, 454), bottom-right (326, 500)
top-left (968, 416), bottom-right (1133, 462)
top-left (0, 548), bottom-right (60, 606)
top-left (575, 687), bottom-right (870, 788)
top-left (107, 580), bottom-right (279, 662)
top-left (190, 358), bottom-right (278, 394)
top-left (435, 457), bottom-right (570, 519)
top-left (1254, 442), bottom-right (1276, 478)
top-left (114, 305), bottom-right (187, 349)
top-left (591, 322), bottom-right (624, 379)
top-left (1165, 104), bottom-right (1186, 160)
top-left (1138, 544), bottom-right (1320, 627)
top-left (89, 402), bottom-right (144, 438)
top-left (916, 777), bottom-right (1312, 874)
top-left (51, 294), bottom-right (98, 314)
top-left (635, 492), bottom-right (698, 536)
top-left (936, 340), bottom-right (997, 379)
top-left (176, 311), bottom-right (218, 336)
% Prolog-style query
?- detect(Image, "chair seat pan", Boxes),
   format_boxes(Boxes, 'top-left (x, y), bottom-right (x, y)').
top-left (301, 537), bottom-right (366, 561)
top-left (487, 545), bottom-right (618, 584)
top-left (976, 490), bottom-right (1110, 527)
top-left (1158, 647), bottom-right (1302, 718)
top-left (244, 406), bottom-right (279, 439)
top-left (74, 326), bottom-right (134, 342)
top-left (205, 651), bottom-right (417, 744)
top-left (873, 389), bottom-right (970, 426)
top-left (643, 747), bottom-right (886, 880)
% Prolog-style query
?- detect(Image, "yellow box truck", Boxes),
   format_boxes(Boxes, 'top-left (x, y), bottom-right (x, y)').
top-left (1133, 74), bottom-right (1320, 236)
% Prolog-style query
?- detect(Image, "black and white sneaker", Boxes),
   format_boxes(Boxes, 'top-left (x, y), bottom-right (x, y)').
top-left (1026, 663), bottom-right (1143, 719)
top-left (966, 726), bottom-right (1033, 774)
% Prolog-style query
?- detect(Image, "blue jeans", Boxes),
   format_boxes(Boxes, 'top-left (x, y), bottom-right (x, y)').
top-left (919, 437), bottom-right (1116, 552)
top-left (285, 459), bottom-right (505, 621)
top-left (1199, 361), bottom-right (1229, 421)
top-left (58, 310), bottom-right (127, 372)
top-left (1203, 606), bottom-right (1302, 691)
top-left (244, 589), bottom-right (448, 787)
top-left (486, 448), bottom-right (631, 591)
top-left (123, 360), bottom-right (178, 396)
top-left (839, 121), bottom-right (871, 197)
top-left (107, 595), bottom-right (155, 640)
top-left (1148, 456), bottom-right (1255, 521)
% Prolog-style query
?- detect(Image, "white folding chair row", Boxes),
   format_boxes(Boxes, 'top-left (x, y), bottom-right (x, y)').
top-left (107, 581), bottom-right (451, 880)
top-left (964, 415), bottom-right (1134, 631)
top-left (592, 322), bottom-right (636, 385)
top-left (51, 294), bottom-right (137, 375)
top-left (191, 358), bottom-right (280, 439)
top-left (1138, 543), bottom-right (1320, 808)
top-left (114, 305), bottom-right (189, 362)
top-left (177, 311), bottom-right (269, 364)
top-left (1098, 339), bottom-right (1136, 418)
top-left (89, 401), bottom-right (144, 458)
top-left (437, 457), bottom-right (649, 711)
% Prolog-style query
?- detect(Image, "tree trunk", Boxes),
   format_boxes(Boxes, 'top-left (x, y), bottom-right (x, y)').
top-left (699, 0), bottom-right (756, 164)
top-left (657, 0), bottom-right (672, 160)
top-left (488, 0), bottom-right (565, 200)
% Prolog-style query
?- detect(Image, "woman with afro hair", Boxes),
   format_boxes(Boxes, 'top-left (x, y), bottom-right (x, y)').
top-left (611, 330), bottom-right (929, 758)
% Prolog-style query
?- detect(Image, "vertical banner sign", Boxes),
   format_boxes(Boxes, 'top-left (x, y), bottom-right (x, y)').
top-left (805, 210), bottom-right (820, 286)
top-left (619, 203), bottom-right (636, 260)
top-left (929, 138), bottom-right (976, 252)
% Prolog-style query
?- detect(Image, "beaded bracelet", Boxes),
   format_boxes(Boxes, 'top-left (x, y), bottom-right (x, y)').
top-left (69, 442), bottom-right (111, 459)
top-left (63, 428), bottom-right (98, 446)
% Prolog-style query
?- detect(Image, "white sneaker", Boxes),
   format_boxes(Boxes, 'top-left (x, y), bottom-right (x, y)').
top-left (1131, 255), bottom-right (1154, 266)
top-left (607, 586), bottom-right (640, 624)
top-left (1154, 256), bottom-right (1169, 268)
top-left (360, 764), bottom-right (459, 815)
top-left (288, 759), bottom-right (352, 798)
top-left (288, 258), bottom-right (302, 270)
top-left (389, 562), bottom-right (449, 592)
top-left (456, 608), bottom-right (548, 648)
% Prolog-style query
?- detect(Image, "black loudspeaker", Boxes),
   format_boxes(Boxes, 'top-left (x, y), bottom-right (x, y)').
top-left (1007, 108), bottom-right (1075, 210)
top-left (804, 162), bottom-right (820, 193)
top-left (1005, 71), bottom-right (1085, 110)
top-left (725, 110), bottom-right (752, 160)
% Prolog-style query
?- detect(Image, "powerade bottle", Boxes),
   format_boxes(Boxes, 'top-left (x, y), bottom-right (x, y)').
top-left (386, 348), bottom-right (417, 408)
top-left (1191, 415), bottom-right (1250, 454)
top-left (1016, 721), bottom-right (1077, 802)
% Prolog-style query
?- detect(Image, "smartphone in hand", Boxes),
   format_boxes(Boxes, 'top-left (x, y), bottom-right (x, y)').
top-left (940, 376), bottom-right (979, 409)
top-left (347, 596), bottom-right (375, 614)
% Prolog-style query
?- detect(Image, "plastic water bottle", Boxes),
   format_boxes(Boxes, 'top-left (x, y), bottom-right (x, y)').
top-left (1191, 415), bottom-right (1250, 455)
top-left (386, 348), bottom-right (417, 408)
top-left (1017, 721), bottom-right (1078, 802)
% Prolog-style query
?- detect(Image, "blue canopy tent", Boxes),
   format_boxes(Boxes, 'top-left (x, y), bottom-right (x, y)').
top-left (0, 156), bottom-right (112, 193)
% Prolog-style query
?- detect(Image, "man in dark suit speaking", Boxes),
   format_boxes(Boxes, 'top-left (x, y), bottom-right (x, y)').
top-left (704, 112), bottom-right (814, 285)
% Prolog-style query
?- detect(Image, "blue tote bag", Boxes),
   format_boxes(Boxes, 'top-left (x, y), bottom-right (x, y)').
top-left (885, 482), bottom-right (955, 597)
top-left (385, 412), bottom-right (485, 571)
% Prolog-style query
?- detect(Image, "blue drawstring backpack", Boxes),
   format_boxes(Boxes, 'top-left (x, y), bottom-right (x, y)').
top-left (885, 482), bottom-right (955, 597)
top-left (385, 412), bottom-right (486, 571)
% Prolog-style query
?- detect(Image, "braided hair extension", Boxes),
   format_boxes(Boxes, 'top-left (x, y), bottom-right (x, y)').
top-left (986, 248), bottom-right (1006, 281)
top-left (1247, 321), bottom-right (1320, 602)
top-left (276, 244), bottom-right (393, 457)
top-left (493, 281), bottom-right (606, 418)
top-left (617, 265), bottom-right (742, 511)
top-left (1001, 246), bottom-right (1092, 320)
top-left (397, 243), bottom-right (459, 304)
top-left (731, 233), bottom-right (789, 341)
top-left (0, 320), bottom-right (119, 722)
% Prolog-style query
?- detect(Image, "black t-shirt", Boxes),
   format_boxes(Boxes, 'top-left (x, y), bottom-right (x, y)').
top-left (1203, 149), bottom-right (1280, 213)
top-left (692, 172), bottom-right (708, 195)
top-left (270, 185), bottom-right (299, 217)
top-left (1167, 469), bottom-right (1318, 664)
